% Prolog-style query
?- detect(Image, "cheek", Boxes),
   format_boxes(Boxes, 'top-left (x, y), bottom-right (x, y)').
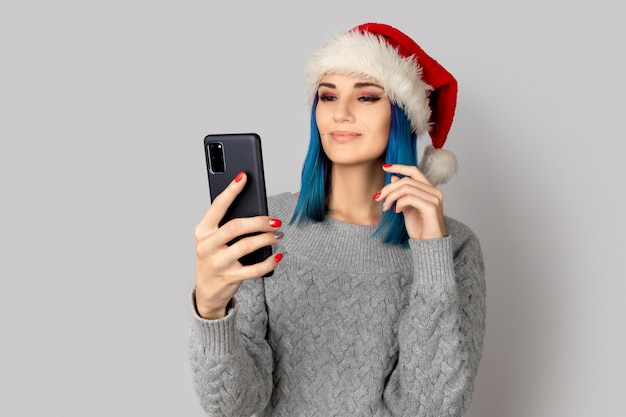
top-left (314, 107), bottom-right (326, 132)
top-left (373, 113), bottom-right (391, 152)
top-left (373, 111), bottom-right (392, 137)
top-left (382, 108), bottom-right (392, 131)
top-left (315, 103), bottom-right (331, 120)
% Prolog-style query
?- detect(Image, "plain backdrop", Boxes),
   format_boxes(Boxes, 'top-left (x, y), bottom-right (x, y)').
top-left (1, 1), bottom-right (625, 416)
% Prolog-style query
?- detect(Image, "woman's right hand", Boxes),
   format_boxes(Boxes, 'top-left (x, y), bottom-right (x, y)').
top-left (194, 171), bottom-right (283, 320)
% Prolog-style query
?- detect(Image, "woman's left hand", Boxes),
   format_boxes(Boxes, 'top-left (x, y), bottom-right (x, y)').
top-left (374, 164), bottom-right (446, 240)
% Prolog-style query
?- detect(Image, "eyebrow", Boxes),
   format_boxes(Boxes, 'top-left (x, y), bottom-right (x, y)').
top-left (318, 82), bottom-right (384, 90)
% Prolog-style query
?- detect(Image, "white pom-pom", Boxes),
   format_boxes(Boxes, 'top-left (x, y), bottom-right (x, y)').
top-left (419, 145), bottom-right (459, 186)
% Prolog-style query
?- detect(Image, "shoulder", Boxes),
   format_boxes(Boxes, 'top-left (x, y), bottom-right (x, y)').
top-left (268, 192), bottom-right (298, 220)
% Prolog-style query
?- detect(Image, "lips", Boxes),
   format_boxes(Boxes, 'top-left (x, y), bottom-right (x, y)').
top-left (329, 131), bottom-right (360, 142)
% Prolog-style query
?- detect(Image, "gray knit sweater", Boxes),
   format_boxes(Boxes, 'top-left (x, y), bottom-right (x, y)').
top-left (189, 192), bottom-right (486, 417)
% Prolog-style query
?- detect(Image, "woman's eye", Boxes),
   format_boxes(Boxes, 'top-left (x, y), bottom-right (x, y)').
top-left (358, 96), bottom-right (381, 103)
top-left (319, 94), bottom-right (336, 102)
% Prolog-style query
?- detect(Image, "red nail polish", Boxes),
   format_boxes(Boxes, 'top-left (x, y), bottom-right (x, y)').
top-left (382, 164), bottom-right (392, 168)
top-left (269, 218), bottom-right (282, 228)
top-left (274, 253), bottom-right (284, 263)
top-left (372, 192), bottom-right (381, 200)
top-left (235, 171), bottom-right (244, 182)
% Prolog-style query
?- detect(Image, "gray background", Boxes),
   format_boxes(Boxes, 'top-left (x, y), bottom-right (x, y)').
top-left (1, 1), bottom-right (625, 416)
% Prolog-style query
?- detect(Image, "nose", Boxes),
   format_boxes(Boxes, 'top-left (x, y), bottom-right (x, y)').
top-left (332, 98), bottom-right (354, 123)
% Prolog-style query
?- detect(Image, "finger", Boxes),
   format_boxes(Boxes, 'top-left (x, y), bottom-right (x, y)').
top-left (197, 215), bottom-right (282, 257)
top-left (382, 163), bottom-right (431, 185)
top-left (377, 177), bottom-right (441, 212)
top-left (196, 229), bottom-right (284, 283)
top-left (197, 171), bottom-right (248, 232)
top-left (217, 215), bottom-right (282, 245)
top-left (223, 228), bottom-right (284, 263)
top-left (374, 174), bottom-right (425, 200)
top-left (392, 190), bottom-right (442, 214)
top-left (234, 252), bottom-right (285, 282)
top-left (395, 193), bottom-right (446, 239)
top-left (379, 175), bottom-right (402, 212)
top-left (209, 232), bottom-right (283, 283)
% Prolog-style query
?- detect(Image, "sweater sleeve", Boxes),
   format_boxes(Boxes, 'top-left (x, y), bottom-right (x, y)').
top-left (383, 222), bottom-right (486, 417)
top-left (188, 278), bottom-right (274, 417)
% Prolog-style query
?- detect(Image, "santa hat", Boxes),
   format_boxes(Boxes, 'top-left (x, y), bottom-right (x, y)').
top-left (305, 22), bottom-right (459, 185)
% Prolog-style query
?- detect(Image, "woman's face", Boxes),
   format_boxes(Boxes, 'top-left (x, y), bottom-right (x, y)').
top-left (315, 73), bottom-right (391, 167)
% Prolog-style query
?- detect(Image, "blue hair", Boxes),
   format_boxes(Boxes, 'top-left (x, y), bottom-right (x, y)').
top-left (291, 99), bottom-right (417, 246)
top-left (291, 95), bottom-right (329, 222)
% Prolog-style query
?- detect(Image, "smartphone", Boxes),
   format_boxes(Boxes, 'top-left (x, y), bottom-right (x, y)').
top-left (204, 133), bottom-right (273, 273)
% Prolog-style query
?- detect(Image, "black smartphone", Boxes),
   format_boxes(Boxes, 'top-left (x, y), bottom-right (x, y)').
top-left (204, 133), bottom-right (273, 272)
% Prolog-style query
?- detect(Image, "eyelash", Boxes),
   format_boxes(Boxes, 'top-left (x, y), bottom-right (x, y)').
top-left (359, 96), bottom-right (381, 103)
top-left (318, 94), bottom-right (382, 103)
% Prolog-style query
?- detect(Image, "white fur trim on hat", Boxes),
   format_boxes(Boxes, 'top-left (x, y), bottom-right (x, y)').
top-left (305, 30), bottom-right (432, 136)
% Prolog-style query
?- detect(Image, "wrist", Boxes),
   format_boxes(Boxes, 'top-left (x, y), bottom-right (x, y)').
top-left (198, 305), bottom-right (227, 320)
top-left (194, 292), bottom-right (230, 320)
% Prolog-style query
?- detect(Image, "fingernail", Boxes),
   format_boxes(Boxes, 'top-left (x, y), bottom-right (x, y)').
top-left (372, 191), bottom-right (381, 200)
top-left (274, 230), bottom-right (284, 240)
top-left (382, 164), bottom-right (392, 168)
top-left (274, 253), bottom-right (284, 263)
top-left (269, 218), bottom-right (282, 228)
top-left (235, 171), bottom-right (244, 182)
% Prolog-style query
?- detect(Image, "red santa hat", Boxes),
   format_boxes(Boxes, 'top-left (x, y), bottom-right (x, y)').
top-left (305, 22), bottom-right (459, 185)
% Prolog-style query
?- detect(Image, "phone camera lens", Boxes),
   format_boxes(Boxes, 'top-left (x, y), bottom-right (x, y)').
top-left (208, 142), bottom-right (225, 173)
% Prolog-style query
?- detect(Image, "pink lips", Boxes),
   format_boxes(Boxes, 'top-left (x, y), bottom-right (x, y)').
top-left (329, 131), bottom-right (360, 142)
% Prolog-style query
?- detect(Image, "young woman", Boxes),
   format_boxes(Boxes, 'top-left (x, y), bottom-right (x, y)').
top-left (190, 22), bottom-right (486, 417)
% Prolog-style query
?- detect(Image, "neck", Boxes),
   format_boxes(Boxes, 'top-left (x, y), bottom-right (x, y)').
top-left (326, 160), bottom-right (385, 225)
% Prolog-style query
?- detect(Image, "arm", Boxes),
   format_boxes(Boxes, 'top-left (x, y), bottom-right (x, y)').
top-left (376, 164), bottom-right (485, 416)
top-left (384, 226), bottom-right (486, 416)
top-left (189, 279), bottom-right (274, 416)
top-left (190, 172), bottom-right (282, 415)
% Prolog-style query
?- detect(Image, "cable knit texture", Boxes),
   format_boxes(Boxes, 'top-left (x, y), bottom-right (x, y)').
top-left (189, 192), bottom-right (486, 417)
